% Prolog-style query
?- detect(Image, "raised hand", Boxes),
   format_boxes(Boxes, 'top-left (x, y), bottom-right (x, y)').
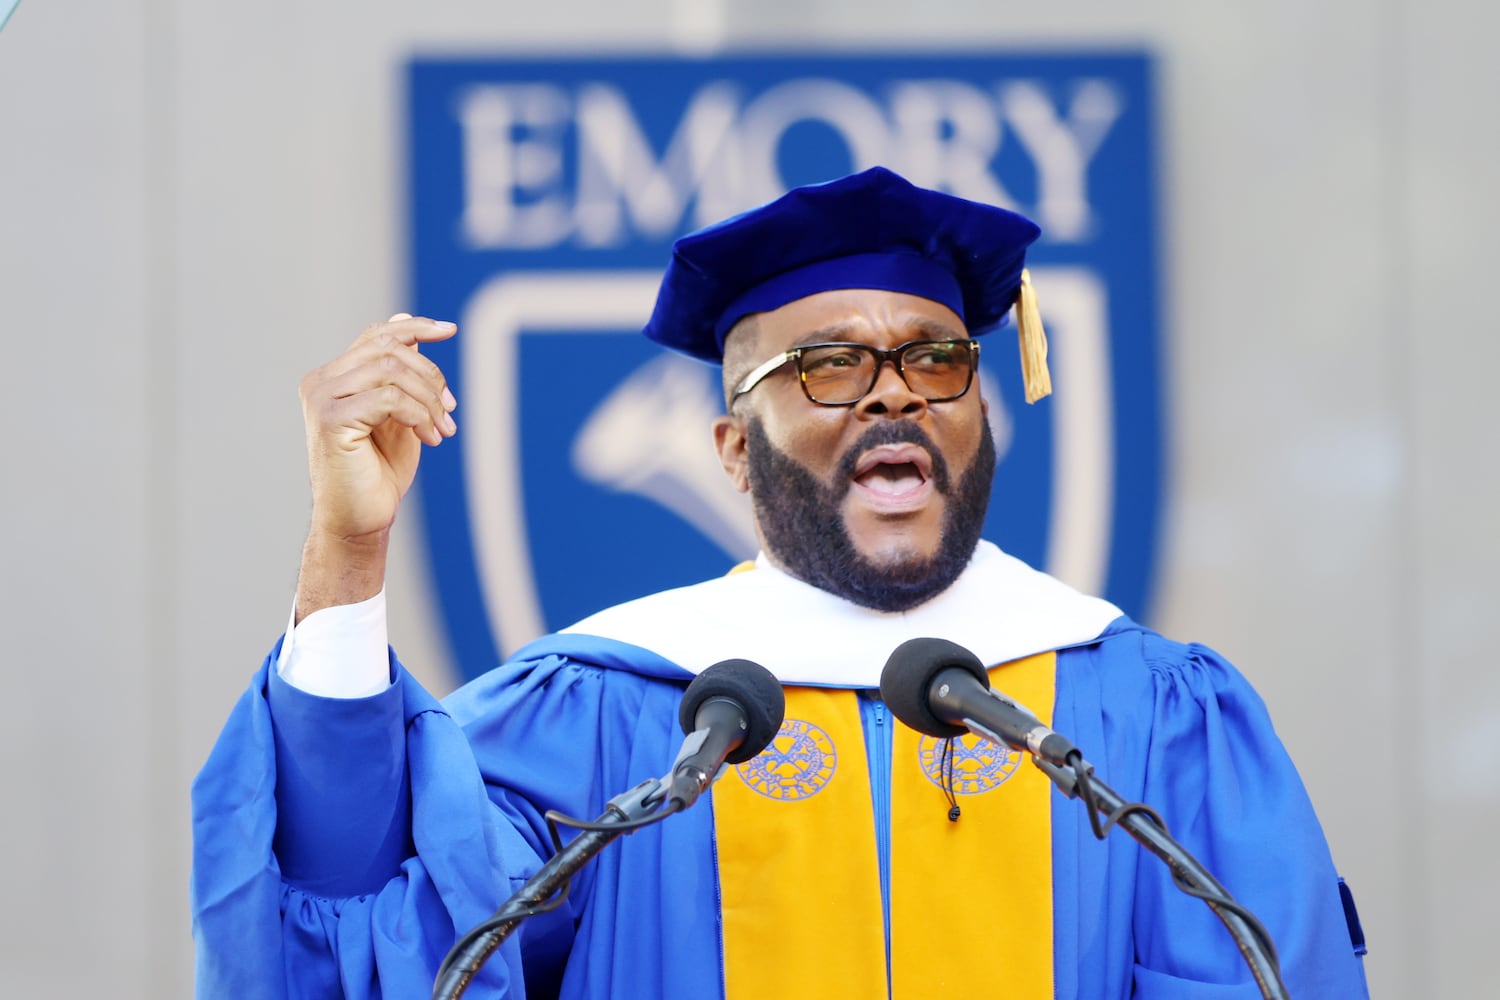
top-left (294, 314), bottom-right (458, 620)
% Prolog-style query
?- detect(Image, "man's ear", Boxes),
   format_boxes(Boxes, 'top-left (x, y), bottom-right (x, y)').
top-left (713, 414), bottom-right (751, 494)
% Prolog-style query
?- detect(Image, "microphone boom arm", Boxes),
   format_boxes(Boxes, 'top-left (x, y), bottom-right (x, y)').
top-left (1034, 753), bottom-right (1291, 1000)
top-left (431, 657), bottom-right (784, 1000)
top-left (881, 639), bottom-right (1291, 1000)
top-left (430, 775), bottom-right (672, 1000)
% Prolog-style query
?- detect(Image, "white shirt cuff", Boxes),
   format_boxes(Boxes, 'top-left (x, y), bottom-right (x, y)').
top-left (276, 588), bottom-right (392, 698)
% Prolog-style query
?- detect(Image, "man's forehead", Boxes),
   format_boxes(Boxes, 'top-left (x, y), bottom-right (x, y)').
top-left (751, 289), bottom-right (969, 348)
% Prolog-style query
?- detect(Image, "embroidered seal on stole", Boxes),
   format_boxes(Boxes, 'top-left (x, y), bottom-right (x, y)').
top-left (735, 719), bottom-right (837, 801)
top-left (917, 733), bottom-right (1021, 794)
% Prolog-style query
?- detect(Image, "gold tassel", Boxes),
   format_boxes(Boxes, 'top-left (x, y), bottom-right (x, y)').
top-left (1015, 268), bottom-right (1052, 404)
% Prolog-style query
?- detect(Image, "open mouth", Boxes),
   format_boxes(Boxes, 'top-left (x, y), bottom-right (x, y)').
top-left (850, 445), bottom-right (934, 508)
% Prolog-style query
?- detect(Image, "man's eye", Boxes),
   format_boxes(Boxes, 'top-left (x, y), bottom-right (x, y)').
top-left (906, 343), bottom-right (960, 367)
top-left (803, 349), bottom-right (868, 374)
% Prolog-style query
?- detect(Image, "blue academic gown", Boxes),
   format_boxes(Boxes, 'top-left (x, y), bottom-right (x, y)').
top-left (191, 618), bottom-right (1369, 999)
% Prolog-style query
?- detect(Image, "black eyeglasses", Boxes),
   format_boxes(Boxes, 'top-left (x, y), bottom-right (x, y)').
top-left (731, 338), bottom-right (980, 407)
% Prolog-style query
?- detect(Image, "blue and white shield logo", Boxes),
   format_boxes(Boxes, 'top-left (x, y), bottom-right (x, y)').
top-left (409, 54), bottom-right (1163, 682)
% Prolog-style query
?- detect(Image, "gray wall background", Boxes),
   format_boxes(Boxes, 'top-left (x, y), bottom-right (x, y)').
top-left (2, 0), bottom-right (1494, 995)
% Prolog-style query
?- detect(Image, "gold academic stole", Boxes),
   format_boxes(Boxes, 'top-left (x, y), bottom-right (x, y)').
top-left (712, 652), bottom-right (1057, 998)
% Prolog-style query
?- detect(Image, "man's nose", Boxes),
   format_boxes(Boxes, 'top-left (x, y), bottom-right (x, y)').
top-left (856, 359), bottom-right (927, 416)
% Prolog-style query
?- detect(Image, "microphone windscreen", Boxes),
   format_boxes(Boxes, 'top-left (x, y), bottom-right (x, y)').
top-left (879, 637), bottom-right (989, 738)
top-left (678, 659), bottom-right (786, 764)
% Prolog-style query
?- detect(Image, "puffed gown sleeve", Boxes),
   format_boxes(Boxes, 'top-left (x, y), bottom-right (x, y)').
top-left (191, 636), bottom-right (704, 1000)
top-left (1051, 623), bottom-right (1371, 999)
top-left (191, 640), bottom-right (541, 999)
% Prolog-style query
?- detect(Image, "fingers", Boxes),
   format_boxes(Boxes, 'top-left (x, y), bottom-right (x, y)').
top-left (320, 382), bottom-right (452, 447)
top-left (302, 314), bottom-right (460, 449)
top-left (323, 331), bottom-right (456, 410)
top-left (316, 357), bottom-right (458, 446)
top-left (362, 313), bottom-right (457, 349)
top-left (324, 314), bottom-right (455, 375)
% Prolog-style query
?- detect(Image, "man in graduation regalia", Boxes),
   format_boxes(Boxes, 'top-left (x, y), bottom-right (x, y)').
top-left (191, 167), bottom-right (1371, 999)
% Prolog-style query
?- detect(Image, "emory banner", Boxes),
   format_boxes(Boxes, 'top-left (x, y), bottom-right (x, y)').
top-left (407, 53), bottom-right (1162, 682)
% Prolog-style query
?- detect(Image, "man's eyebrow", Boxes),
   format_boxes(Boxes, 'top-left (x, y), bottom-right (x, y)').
top-left (790, 324), bottom-right (856, 348)
top-left (906, 315), bottom-right (967, 341)
top-left (790, 316), bottom-right (967, 348)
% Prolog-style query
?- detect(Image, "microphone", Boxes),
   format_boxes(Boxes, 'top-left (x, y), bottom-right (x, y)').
top-left (879, 640), bottom-right (1292, 1000)
top-left (669, 659), bottom-right (785, 809)
top-left (879, 637), bottom-right (1078, 765)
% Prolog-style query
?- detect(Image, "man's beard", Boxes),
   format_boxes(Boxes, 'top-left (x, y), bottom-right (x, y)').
top-left (743, 417), bottom-right (996, 612)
